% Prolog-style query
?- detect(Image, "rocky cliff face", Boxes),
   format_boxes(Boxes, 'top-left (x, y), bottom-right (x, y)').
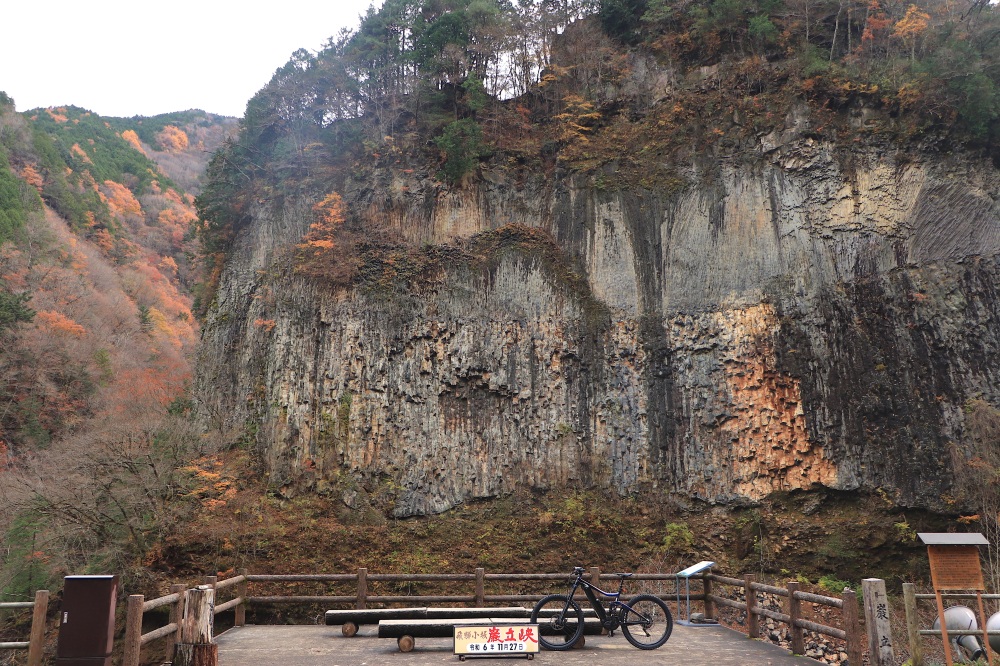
top-left (196, 129), bottom-right (1000, 516)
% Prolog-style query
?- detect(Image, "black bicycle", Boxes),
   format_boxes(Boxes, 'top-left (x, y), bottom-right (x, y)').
top-left (530, 566), bottom-right (673, 651)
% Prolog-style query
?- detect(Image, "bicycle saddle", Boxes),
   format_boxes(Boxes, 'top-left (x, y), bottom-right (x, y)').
top-left (612, 572), bottom-right (635, 578)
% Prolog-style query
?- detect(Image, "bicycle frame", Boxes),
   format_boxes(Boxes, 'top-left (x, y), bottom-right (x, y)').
top-left (565, 571), bottom-right (629, 632)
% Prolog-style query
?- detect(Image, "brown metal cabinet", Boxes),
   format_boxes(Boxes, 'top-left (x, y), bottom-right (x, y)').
top-left (56, 575), bottom-right (118, 666)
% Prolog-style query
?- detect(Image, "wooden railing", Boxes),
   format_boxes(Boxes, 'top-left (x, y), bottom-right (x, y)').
top-left (122, 583), bottom-right (186, 666)
top-left (241, 567), bottom-right (688, 609)
top-left (706, 573), bottom-right (863, 664)
top-left (901, 584), bottom-right (1000, 666)
top-left (121, 567), bottom-right (689, 665)
top-left (0, 590), bottom-right (49, 666)
top-left (121, 568), bottom-right (871, 664)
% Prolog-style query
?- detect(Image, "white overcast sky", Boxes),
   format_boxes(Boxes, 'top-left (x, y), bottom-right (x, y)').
top-left (0, 0), bottom-right (382, 119)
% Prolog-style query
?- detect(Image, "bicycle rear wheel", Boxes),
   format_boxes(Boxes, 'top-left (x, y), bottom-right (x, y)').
top-left (620, 594), bottom-right (672, 649)
top-left (530, 594), bottom-right (584, 650)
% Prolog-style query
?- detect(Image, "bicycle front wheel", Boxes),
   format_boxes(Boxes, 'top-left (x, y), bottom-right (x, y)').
top-left (620, 594), bottom-right (672, 649)
top-left (530, 594), bottom-right (584, 650)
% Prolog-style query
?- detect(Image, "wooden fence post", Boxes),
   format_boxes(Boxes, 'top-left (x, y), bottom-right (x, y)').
top-left (174, 586), bottom-right (217, 666)
top-left (236, 570), bottom-right (248, 626)
top-left (589, 567), bottom-right (602, 599)
top-left (842, 587), bottom-right (863, 666)
top-left (122, 594), bottom-right (144, 666)
top-left (703, 574), bottom-right (715, 620)
top-left (787, 581), bottom-right (805, 655)
top-left (902, 583), bottom-right (923, 666)
top-left (863, 578), bottom-right (894, 666)
top-left (169, 583), bottom-right (187, 661)
top-left (26, 589), bottom-right (48, 666)
top-left (475, 568), bottom-right (485, 607)
top-left (744, 574), bottom-right (759, 639)
top-left (357, 568), bottom-right (368, 610)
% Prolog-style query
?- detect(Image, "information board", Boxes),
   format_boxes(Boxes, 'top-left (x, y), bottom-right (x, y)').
top-left (927, 545), bottom-right (985, 591)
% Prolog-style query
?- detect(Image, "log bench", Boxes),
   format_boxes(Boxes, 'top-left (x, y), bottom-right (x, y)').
top-left (378, 614), bottom-right (604, 653)
top-left (325, 607), bottom-right (531, 637)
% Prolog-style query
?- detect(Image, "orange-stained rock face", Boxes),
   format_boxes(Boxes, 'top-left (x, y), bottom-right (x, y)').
top-left (667, 304), bottom-right (837, 503)
top-left (714, 305), bottom-right (837, 498)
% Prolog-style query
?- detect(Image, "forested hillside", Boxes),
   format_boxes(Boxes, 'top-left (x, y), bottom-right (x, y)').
top-left (197, 0), bottom-right (1000, 268)
top-left (0, 96), bottom-right (235, 601)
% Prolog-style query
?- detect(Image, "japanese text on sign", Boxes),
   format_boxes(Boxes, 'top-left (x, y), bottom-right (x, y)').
top-left (454, 624), bottom-right (539, 655)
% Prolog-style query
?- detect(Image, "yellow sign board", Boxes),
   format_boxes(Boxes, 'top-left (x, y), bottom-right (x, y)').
top-left (454, 624), bottom-right (540, 657)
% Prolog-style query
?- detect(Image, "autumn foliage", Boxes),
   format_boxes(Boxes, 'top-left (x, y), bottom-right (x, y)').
top-left (156, 125), bottom-right (189, 152)
top-left (305, 193), bottom-right (346, 251)
top-left (293, 192), bottom-right (361, 284)
top-left (101, 180), bottom-right (143, 218)
top-left (120, 129), bottom-right (147, 155)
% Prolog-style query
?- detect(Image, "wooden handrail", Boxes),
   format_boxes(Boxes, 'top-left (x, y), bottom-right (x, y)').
top-left (0, 590), bottom-right (48, 666)
top-left (142, 591), bottom-right (181, 613)
top-left (706, 573), bottom-right (860, 663)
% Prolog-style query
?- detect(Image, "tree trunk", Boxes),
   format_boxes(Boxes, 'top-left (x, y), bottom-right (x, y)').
top-left (173, 643), bottom-right (218, 666)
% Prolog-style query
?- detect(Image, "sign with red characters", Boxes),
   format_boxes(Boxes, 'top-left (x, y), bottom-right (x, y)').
top-left (454, 624), bottom-right (539, 658)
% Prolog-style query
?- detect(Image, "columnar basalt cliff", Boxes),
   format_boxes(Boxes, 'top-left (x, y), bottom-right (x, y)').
top-left (196, 132), bottom-right (1000, 516)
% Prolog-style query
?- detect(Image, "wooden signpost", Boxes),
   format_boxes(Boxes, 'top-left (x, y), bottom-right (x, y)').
top-left (919, 533), bottom-right (992, 666)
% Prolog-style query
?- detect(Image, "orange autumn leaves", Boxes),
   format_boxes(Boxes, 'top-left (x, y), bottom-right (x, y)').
top-left (102, 180), bottom-right (142, 218)
top-left (156, 125), bottom-right (189, 152)
top-left (294, 192), bottom-right (360, 285)
top-left (182, 457), bottom-right (238, 510)
top-left (304, 192), bottom-right (346, 252)
top-left (120, 129), bottom-right (147, 156)
top-left (36, 311), bottom-right (87, 337)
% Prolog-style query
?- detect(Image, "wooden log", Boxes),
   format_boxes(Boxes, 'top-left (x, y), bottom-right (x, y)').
top-left (236, 569), bottom-right (247, 626)
top-left (181, 586), bottom-right (215, 644)
top-left (326, 607), bottom-right (428, 625)
top-left (703, 575), bottom-right (715, 621)
top-left (169, 584), bottom-right (186, 662)
top-left (426, 607), bottom-right (532, 619)
top-left (397, 635), bottom-right (415, 652)
top-left (379, 618), bottom-right (533, 638)
top-left (475, 568), bottom-right (485, 607)
top-left (378, 617), bottom-right (602, 639)
top-left (122, 594), bottom-right (144, 666)
top-left (342, 621), bottom-right (358, 637)
top-left (174, 643), bottom-right (218, 666)
top-left (745, 574), bottom-right (759, 639)
top-left (26, 589), bottom-right (47, 666)
top-left (903, 583), bottom-right (923, 666)
top-left (843, 588), bottom-right (863, 666)
top-left (787, 581), bottom-right (805, 656)
top-left (325, 606), bottom-right (532, 626)
top-left (357, 568), bottom-right (368, 610)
